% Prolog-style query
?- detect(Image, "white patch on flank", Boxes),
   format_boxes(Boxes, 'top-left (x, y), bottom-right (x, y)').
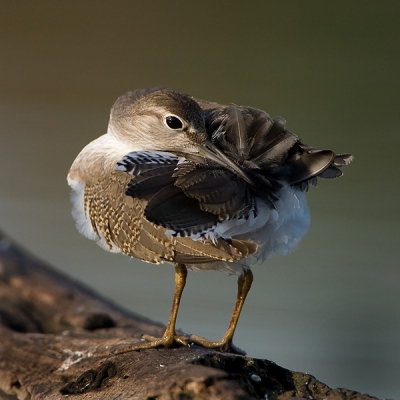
top-left (185, 183), bottom-right (310, 275)
top-left (67, 178), bottom-right (97, 241)
top-left (67, 177), bottom-right (121, 253)
top-left (242, 183), bottom-right (310, 264)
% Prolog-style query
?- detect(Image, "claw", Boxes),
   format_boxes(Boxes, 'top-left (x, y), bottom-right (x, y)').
top-left (189, 334), bottom-right (246, 355)
top-left (111, 333), bottom-right (190, 354)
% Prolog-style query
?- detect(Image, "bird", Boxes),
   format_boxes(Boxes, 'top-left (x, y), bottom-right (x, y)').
top-left (67, 88), bottom-right (353, 355)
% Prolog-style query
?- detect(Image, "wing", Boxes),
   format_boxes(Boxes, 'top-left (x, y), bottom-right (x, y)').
top-left (112, 151), bottom-right (257, 262)
top-left (116, 151), bottom-right (221, 236)
top-left (84, 169), bottom-right (256, 265)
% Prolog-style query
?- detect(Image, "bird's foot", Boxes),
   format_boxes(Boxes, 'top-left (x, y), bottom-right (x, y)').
top-left (189, 334), bottom-right (246, 355)
top-left (110, 333), bottom-right (190, 355)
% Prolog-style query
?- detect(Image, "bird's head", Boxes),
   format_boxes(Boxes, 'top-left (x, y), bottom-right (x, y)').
top-left (109, 89), bottom-right (207, 152)
top-left (108, 89), bottom-right (252, 184)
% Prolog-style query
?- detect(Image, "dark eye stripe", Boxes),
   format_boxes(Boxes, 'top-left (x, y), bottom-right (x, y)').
top-left (166, 116), bottom-right (183, 129)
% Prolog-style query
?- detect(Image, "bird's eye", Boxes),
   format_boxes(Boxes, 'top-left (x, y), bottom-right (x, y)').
top-left (165, 115), bottom-right (183, 130)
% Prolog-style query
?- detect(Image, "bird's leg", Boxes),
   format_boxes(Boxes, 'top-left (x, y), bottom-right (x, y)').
top-left (111, 263), bottom-right (189, 354)
top-left (190, 268), bottom-right (253, 355)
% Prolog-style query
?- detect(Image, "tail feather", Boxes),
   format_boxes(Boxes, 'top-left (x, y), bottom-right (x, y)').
top-left (204, 104), bottom-right (353, 193)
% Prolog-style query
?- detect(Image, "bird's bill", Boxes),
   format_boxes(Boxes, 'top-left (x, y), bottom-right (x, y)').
top-left (198, 142), bottom-right (253, 185)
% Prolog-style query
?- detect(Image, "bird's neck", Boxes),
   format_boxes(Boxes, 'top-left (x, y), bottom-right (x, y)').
top-left (67, 133), bottom-right (132, 186)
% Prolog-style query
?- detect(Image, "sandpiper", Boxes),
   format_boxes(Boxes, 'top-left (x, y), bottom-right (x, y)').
top-left (67, 88), bottom-right (353, 354)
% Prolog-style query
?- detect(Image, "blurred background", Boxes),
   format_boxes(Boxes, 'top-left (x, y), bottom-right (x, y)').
top-left (1, 1), bottom-right (399, 398)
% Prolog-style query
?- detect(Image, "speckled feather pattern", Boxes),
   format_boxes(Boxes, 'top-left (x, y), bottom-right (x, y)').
top-left (78, 170), bottom-right (249, 266)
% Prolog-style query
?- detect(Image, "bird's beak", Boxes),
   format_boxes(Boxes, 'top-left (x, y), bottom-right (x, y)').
top-left (198, 141), bottom-right (254, 185)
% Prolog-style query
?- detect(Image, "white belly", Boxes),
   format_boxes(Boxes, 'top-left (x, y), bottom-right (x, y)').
top-left (240, 185), bottom-right (310, 263)
top-left (186, 184), bottom-right (310, 274)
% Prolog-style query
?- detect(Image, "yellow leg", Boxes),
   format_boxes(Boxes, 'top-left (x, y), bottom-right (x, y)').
top-left (112, 263), bottom-right (189, 354)
top-left (190, 268), bottom-right (253, 354)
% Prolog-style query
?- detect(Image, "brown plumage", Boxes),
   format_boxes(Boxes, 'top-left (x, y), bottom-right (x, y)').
top-left (67, 88), bottom-right (353, 354)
